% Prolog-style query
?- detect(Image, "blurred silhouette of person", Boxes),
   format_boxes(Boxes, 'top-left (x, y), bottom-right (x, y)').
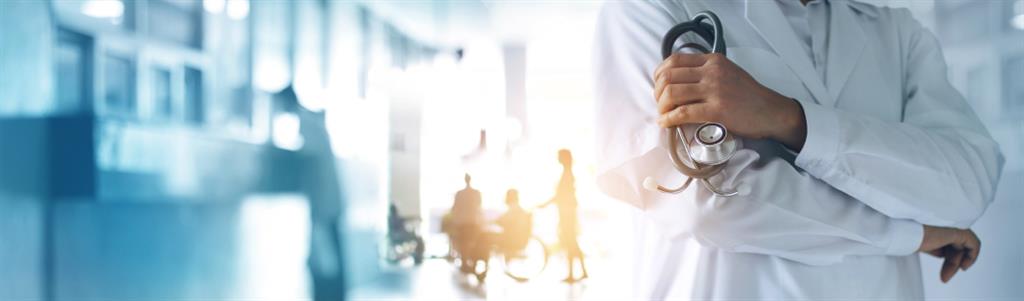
top-left (387, 204), bottom-right (406, 239)
top-left (448, 173), bottom-right (485, 271)
top-left (450, 173), bottom-right (483, 230)
top-left (496, 189), bottom-right (531, 254)
top-left (388, 204), bottom-right (424, 264)
top-left (274, 85), bottom-right (346, 300)
top-left (540, 149), bottom-right (588, 282)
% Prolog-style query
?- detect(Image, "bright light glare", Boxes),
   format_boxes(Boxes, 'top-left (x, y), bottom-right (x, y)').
top-left (1012, 14), bottom-right (1024, 31)
top-left (226, 0), bottom-right (250, 20)
top-left (203, 0), bottom-right (226, 14)
top-left (1015, 1), bottom-right (1024, 31)
top-left (273, 113), bottom-right (304, 151)
top-left (238, 196), bottom-right (310, 299)
top-left (295, 71), bottom-right (326, 112)
top-left (81, 0), bottom-right (124, 19)
top-left (505, 117), bottom-right (523, 142)
top-left (254, 58), bottom-right (290, 93)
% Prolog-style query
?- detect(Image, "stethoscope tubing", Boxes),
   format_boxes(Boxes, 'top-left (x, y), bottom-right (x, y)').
top-left (654, 11), bottom-right (739, 197)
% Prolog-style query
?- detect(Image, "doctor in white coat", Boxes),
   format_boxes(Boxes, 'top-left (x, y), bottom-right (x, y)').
top-left (593, 0), bottom-right (1005, 299)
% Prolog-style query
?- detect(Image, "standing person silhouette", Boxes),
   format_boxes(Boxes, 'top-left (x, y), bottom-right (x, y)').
top-left (449, 173), bottom-right (484, 273)
top-left (540, 149), bottom-right (588, 283)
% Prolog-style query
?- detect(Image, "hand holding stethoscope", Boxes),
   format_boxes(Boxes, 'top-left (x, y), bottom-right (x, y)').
top-left (645, 11), bottom-right (806, 197)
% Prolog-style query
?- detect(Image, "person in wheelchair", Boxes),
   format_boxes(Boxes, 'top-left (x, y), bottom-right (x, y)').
top-left (495, 189), bottom-right (532, 256)
top-left (387, 204), bottom-right (424, 264)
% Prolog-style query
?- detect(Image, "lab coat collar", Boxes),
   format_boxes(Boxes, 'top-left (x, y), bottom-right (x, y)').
top-left (744, 0), bottom-right (834, 107)
top-left (827, 0), bottom-right (867, 106)
top-left (842, 0), bottom-right (881, 19)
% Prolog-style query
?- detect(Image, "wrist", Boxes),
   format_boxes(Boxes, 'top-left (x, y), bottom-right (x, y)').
top-left (770, 95), bottom-right (807, 151)
top-left (919, 225), bottom-right (935, 252)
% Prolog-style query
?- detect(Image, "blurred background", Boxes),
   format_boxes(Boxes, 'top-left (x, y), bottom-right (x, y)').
top-left (0, 0), bottom-right (1020, 300)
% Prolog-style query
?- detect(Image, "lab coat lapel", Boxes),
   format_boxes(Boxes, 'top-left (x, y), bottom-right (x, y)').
top-left (744, 0), bottom-right (834, 107)
top-left (826, 1), bottom-right (866, 107)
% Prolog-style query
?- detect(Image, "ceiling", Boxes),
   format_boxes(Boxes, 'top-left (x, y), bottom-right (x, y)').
top-left (362, 0), bottom-right (603, 48)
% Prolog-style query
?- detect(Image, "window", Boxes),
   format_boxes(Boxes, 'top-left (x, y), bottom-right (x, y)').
top-left (231, 86), bottom-right (253, 128)
top-left (1002, 55), bottom-right (1024, 116)
top-left (56, 29), bottom-right (93, 113)
top-left (103, 54), bottom-right (136, 116)
top-left (1005, 0), bottom-right (1024, 32)
top-left (147, 0), bottom-right (202, 48)
top-left (935, 1), bottom-right (994, 44)
top-left (151, 67), bottom-right (173, 120)
top-left (55, 0), bottom-right (255, 137)
top-left (53, 0), bottom-right (135, 31)
top-left (184, 66), bottom-right (204, 125)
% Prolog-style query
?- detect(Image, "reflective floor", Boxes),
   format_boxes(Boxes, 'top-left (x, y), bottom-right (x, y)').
top-left (350, 256), bottom-right (633, 301)
top-left (43, 195), bottom-right (313, 301)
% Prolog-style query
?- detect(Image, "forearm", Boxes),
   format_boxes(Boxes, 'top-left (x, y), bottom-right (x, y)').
top-left (761, 12), bottom-right (1005, 228)
top-left (768, 96), bottom-right (808, 152)
top-left (782, 102), bottom-right (1003, 228)
top-left (636, 148), bottom-right (924, 265)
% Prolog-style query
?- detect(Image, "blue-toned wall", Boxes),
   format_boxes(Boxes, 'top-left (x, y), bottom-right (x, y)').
top-left (0, 196), bottom-right (45, 301)
top-left (0, 2), bottom-right (55, 299)
top-left (0, 115), bottom-right (317, 300)
top-left (1, 2), bottom-right (339, 300)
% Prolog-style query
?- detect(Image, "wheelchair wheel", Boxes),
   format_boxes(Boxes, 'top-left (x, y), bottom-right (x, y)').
top-left (502, 236), bottom-right (548, 281)
top-left (412, 237), bottom-right (425, 265)
top-left (474, 259), bottom-right (489, 282)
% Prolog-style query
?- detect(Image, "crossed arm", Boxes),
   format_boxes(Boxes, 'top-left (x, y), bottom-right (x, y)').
top-left (594, 3), bottom-right (1003, 282)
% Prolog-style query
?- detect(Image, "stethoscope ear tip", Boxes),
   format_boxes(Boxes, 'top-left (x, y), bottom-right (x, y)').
top-left (643, 177), bottom-right (660, 192)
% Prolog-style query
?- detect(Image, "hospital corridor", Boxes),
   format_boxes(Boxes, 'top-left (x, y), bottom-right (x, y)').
top-left (1, 1), bottom-right (1023, 300)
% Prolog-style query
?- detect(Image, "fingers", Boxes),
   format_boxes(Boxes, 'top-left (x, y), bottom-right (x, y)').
top-left (648, 53), bottom-right (734, 129)
top-left (657, 84), bottom-right (705, 113)
top-left (655, 53), bottom-right (709, 80)
top-left (940, 247), bottom-right (965, 283)
top-left (658, 102), bottom-right (715, 128)
top-left (922, 227), bottom-right (982, 283)
top-left (960, 230), bottom-right (981, 271)
top-left (654, 68), bottom-right (704, 100)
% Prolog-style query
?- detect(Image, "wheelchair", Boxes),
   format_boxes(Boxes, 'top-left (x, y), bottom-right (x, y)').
top-left (383, 218), bottom-right (425, 265)
top-left (443, 214), bottom-right (549, 282)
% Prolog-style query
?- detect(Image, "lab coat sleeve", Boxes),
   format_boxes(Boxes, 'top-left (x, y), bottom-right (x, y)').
top-left (593, 2), bottom-right (923, 266)
top-left (793, 9), bottom-right (1005, 229)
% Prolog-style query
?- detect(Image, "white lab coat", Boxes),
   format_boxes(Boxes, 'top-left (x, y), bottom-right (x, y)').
top-left (593, 0), bottom-right (1005, 299)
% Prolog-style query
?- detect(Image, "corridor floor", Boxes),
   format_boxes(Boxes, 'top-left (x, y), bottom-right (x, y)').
top-left (349, 256), bottom-right (634, 301)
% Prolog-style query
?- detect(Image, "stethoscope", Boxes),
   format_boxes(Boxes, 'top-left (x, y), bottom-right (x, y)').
top-left (642, 11), bottom-right (743, 197)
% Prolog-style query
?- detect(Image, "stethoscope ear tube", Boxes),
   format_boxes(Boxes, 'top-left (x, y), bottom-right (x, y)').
top-left (649, 11), bottom-right (739, 197)
top-left (660, 11), bottom-right (726, 59)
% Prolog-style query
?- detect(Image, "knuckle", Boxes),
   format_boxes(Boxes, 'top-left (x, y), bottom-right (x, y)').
top-left (675, 106), bottom-right (689, 119)
top-left (671, 53), bottom-right (683, 64)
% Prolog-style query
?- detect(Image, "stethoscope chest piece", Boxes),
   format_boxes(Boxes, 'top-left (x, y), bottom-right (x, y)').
top-left (688, 123), bottom-right (739, 166)
top-left (643, 10), bottom-right (745, 197)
